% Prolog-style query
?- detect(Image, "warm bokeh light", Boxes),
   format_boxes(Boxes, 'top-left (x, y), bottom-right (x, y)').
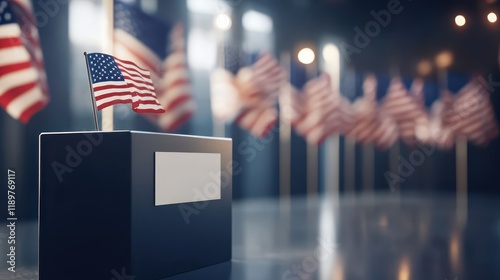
top-left (322, 43), bottom-right (339, 62)
top-left (455, 15), bottom-right (466, 27)
top-left (398, 257), bottom-right (411, 280)
top-left (417, 60), bottom-right (433, 76)
top-left (435, 51), bottom-right (454, 69)
top-left (488, 12), bottom-right (497, 23)
top-left (298, 47), bottom-right (315, 64)
top-left (379, 215), bottom-right (388, 228)
top-left (214, 13), bottom-right (232, 31)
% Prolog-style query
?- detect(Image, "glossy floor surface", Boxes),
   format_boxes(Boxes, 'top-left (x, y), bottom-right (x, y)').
top-left (1, 193), bottom-right (499, 279)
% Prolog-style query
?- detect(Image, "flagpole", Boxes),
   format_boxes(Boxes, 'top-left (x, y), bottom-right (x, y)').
top-left (101, 0), bottom-right (114, 131)
top-left (305, 62), bottom-right (319, 199)
top-left (389, 65), bottom-right (401, 195)
top-left (279, 51), bottom-right (292, 204)
top-left (441, 68), bottom-right (468, 227)
top-left (344, 68), bottom-right (356, 193)
top-left (323, 45), bottom-right (341, 198)
top-left (83, 52), bottom-right (100, 131)
top-left (212, 13), bottom-right (230, 137)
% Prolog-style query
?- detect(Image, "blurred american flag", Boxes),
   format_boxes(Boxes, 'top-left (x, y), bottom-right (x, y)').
top-left (347, 75), bottom-right (398, 149)
top-left (381, 77), bottom-right (429, 146)
top-left (0, 0), bottom-right (48, 123)
top-left (233, 53), bottom-right (285, 137)
top-left (445, 78), bottom-right (498, 146)
top-left (294, 74), bottom-right (354, 145)
top-left (114, 1), bottom-right (194, 131)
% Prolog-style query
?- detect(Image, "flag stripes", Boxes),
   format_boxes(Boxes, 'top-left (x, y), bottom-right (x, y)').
top-left (87, 53), bottom-right (165, 114)
top-left (0, 0), bottom-right (47, 123)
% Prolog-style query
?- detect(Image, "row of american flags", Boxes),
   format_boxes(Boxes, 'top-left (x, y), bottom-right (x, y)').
top-left (212, 51), bottom-right (498, 149)
top-left (0, 0), bottom-right (498, 150)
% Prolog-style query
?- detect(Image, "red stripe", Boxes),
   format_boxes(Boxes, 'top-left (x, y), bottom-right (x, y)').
top-left (164, 94), bottom-right (191, 111)
top-left (0, 37), bottom-right (23, 48)
top-left (18, 99), bottom-right (46, 123)
top-left (97, 99), bottom-right (132, 110)
top-left (134, 100), bottom-right (162, 106)
top-left (134, 108), bottom-right (165, 113)
top-left (0, 82), bottom-right (38, 107)
top-left (258, 118), bottom-right (277, 137)
top-left (94, 91), bottom-right (132, 101)
top-left (0, 61), bottom-right (32, 76)
top-left (163, 78), bottom-right (189, 91)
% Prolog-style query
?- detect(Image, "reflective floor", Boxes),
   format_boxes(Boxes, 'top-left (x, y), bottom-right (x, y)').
top-left (1, 193), bottom-right (500, 279)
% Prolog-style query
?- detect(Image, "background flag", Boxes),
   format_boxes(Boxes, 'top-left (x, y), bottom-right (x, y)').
top-left (86, 52), bottom-right (165, 113)
top-left (114, 1), bottom-right (194, 130)
top-left (347, 75), bottom-right (398, 149)
top-left (418, 90), bottom-right (456, 149)
top-left (294, 74), bottom-right (354, 145)
top-left (0, 0), bottom-right (48, 123)
top-left (233, 53), bottom-right (285, 137)
top-left (381, 77), bottom-right (429, 146)
top-left (445, 78), bottom-right (499, 145)
top-left (210, 67), bottom-right (241, 121)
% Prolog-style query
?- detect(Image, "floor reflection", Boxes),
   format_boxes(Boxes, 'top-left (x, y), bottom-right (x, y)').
top-left (2, 193), bottom-right (500, 279)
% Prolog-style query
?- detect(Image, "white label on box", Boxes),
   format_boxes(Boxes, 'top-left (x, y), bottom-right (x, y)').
top-left (155, 152), bottom-right (221, 206)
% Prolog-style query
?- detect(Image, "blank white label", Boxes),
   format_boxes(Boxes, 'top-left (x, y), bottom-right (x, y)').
top-left (155, 152), bottom-right (221, 206)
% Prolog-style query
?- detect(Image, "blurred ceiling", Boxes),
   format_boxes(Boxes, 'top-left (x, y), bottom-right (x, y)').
top-left (238, 0), bottom-right (500, 76)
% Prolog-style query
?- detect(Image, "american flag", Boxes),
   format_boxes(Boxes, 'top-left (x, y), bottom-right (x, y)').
top-left (347, 75), bottom-right (398, 149)
top-left (280, 83), bottom-right (304, 127)
top-left (210, 68), bottom-right (241, 120)
top-left (381, 77), bottom-right (429, 146)
top-left (0, 0), bottom-right (48, 123)
top-left (418, 90), bottom-right (456, 149)
top-left (114, 1), bottom-right (194, 130)
top-left (86, 52), bottom-right (165, 113)
top-left (294, 74), bottom-right (354, 145)
top-left (445, 78), bottom-right (498, 145)
top-left (233, 53), bottom-right (285, 137)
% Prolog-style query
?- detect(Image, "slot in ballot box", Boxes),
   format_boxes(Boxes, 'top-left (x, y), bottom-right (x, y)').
top-left (39, 131), bottom-right (232, 280)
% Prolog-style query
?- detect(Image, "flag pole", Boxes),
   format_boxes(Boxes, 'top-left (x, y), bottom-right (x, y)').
top-left (212, 14), bottom-right (229, 137)
top-left (323, 46), bottom-right (341, 198)
top-left (441, 68), bottom-right (468, 227)
top-left (279, 51), bottom-right (292, 204)
top-left (306, 62), bottom-right (319, 199)
top-left (83, 52), bottom-right (100, 131)
top-left (389, 65), bottom-right (401, 195)
top-left (344, 68), bottom-right (356, 193)
top-left (101, 0), bottom-right (114, 131)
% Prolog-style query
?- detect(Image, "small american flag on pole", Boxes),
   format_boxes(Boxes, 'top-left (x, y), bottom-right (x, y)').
top-left (86, 52), bottom-right (165, 113)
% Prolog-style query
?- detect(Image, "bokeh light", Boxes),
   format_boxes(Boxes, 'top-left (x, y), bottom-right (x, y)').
top-left (435, 51), bottom-right (453, 69)
top-left (214, 13), bottom-right (232, 31)
top-left (455, 15), bottom-right (466, 27)
top-left (417, 60), bottom-right (433, 76)
top-left (488, 12), bottom-right (497, 23)
top-left (298, 48), bottom-right (315, 65)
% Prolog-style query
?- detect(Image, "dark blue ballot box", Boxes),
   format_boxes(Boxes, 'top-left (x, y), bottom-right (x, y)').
top-left (39, 131), bottom-right (232, 280)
